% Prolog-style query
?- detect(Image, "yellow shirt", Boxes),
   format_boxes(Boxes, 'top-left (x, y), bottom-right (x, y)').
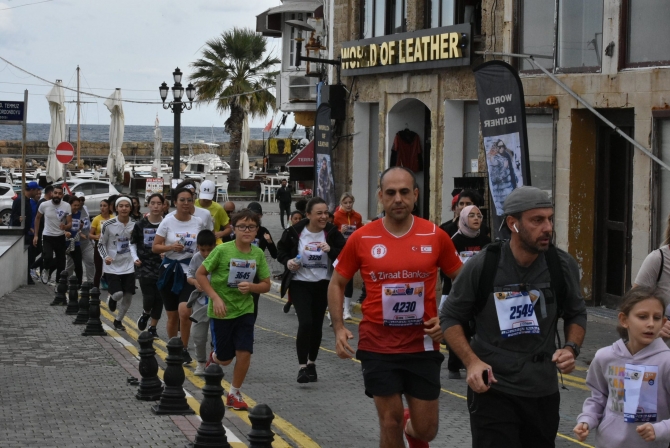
top-left (91, 213), bottom-right (115, 237)
top-left (195, 200), bottom-right (229, 244)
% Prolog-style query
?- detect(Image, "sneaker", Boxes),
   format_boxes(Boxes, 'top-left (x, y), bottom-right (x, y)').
top-left (325, 310), bottom-right (331, 322)
top-left (30, 269), bottom-right (38, 281)
top-left (226, 392), bottom-right (249, 411)
top-left (113, 319), bottom-right (126, 331)
top-left (107, 295), bottom-right (117, 312)
top-left (283, 301), bottom-right (292, 313)
top-left (183, 349), bottom-right (193, 365)
top-left (306, 363), bottom-right (317, 382)
top-left (194, 363), bottom-right (207, 376)
top-left (147, 326), bottom-right (158, 339)
top-left (343, 309), bottom-right (352, 320)
top-left (403, 408), bottom-right (429, 448)
top-left (448, 371), bottom-right (461, 379)
top-left (136, 312), bottom-right (150, 331)
top-left (297, 367), bottom-right (310, 384)
top-left (41, 269), bottom-right (50, 284)
top-left (206, 351), bottom-right (215, 368)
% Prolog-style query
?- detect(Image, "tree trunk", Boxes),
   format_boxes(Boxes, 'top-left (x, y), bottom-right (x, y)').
top-left (226, 105), bottom-right (244, 192)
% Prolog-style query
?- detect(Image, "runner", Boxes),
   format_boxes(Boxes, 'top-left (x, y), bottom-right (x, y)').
top-left (328, 166), bottom-right (462, 448)
top-left (278, 197), bottom-right (346, 384)
top-left (196, 209), bottom-right (271, 410)
top-left (195, 180), bottom-right (232, 244)
top-left (131, 193), bottom-right (165, 337)
top-left (33, 185), bottom-right (72, 288)
top-left (98, 196), bottom-right (140, 331)
top-left (333, 192), bottom-right (364, 320)
top-left (66, 192), bottom-right (95, 284)
top-left (64, 195), bottom-right (84, 284)
top-left (90, 199), bottom-right (114, 289)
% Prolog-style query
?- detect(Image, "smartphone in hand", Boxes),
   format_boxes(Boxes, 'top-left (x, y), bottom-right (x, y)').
top-left (482, 368), bottom-right (491, 387)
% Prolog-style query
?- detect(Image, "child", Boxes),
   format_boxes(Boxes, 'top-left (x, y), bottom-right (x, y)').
top-left (290, 210), bottom-right (304, 226)
top-left (186, 229), bottom-right (217, 376)
top-left (196, 209), bottom-right (271, 410)
top-left (574, 286), bottom-right (670, 447)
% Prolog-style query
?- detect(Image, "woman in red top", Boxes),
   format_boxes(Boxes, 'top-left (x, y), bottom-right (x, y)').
top-left (333, 192), bottom-right (363, 320)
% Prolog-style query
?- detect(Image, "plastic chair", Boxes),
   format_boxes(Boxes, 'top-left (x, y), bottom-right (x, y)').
top-left (259, 182), bottom-right (267, 202)
top-left (216, 183), bottom-right (229, 203)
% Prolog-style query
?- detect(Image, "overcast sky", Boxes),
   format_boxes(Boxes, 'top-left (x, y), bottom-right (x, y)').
top-left (0, 0), bottom-right (288, 128)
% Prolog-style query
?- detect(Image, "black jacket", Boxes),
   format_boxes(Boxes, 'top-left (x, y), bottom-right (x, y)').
top-left (130, 216), bottom-right (163, 280)
top-left (276, 185), bottom-right (292, 204)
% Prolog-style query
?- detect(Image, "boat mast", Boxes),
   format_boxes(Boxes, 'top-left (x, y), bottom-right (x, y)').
top-left (76, 65), bottom-right (81, 168)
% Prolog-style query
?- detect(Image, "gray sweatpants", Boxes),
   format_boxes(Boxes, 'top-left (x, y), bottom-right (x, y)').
top-left (189, 295), bottom-right (210, 364)
top-left (66, 239), bottom-right (95, 283)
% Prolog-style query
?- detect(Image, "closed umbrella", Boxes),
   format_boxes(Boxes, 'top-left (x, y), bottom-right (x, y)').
top-left (45, 81), bottom-right (66, 182)
top-left (104, 88), bottom-right (125, 186)
top-left (240, 113), bottom-right (250, 179)
top-left (152, 115), bottom-right (162, 175)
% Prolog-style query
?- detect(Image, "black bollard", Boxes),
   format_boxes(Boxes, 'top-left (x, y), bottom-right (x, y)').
top-left (247, 404), bottom-right (275, 448)
top-left (187, 364), bottom-right (231, 448)
top-left (136, 330), bottom-right (163, 401)
top-left (65, 274), bottom-right (80, 315)
top-left (82, 287), bottom-right (106, 336)
top-left (151, 337), bottom-right (194, 415)
top-left (50, 270), bottom-right (68, 306)
top-left (73, 282), bottom-right (91, 325)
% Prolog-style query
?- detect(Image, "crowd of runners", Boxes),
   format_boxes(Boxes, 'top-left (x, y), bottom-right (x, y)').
top-left (12, 166), bottom-right (670, 448)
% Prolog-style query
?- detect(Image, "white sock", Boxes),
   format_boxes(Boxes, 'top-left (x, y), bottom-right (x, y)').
top-left (307, 360), bottom-right (315, 365)
top-left (300, 364), bottom-right (307, 368)
top-left (344, 297), bottom-right (351, 312)
top-left (229, 386), bottom-right (240, 396)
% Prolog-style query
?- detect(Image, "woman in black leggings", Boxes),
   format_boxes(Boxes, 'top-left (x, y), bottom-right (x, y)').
top-left (277, 197), bottom-right (345, 383)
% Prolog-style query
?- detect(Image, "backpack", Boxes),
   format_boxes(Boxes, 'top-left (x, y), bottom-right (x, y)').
top-left (657, 248), bottom-right (665, 283)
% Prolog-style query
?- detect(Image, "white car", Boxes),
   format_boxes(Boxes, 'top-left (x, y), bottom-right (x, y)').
top-left (66, 180), bottom-right (120, 216)
top-left (0, 182), bottom-right (17, 226)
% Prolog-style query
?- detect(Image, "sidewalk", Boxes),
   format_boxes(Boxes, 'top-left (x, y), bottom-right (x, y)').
top-left (0, 283), bottom-right (248, 448)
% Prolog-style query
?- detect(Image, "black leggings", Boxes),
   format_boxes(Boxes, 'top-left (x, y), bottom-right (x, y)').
top-left (279, 202), bottom-right (291, 228)
top-left (68, 245), bottom-right (83, 284)
top-left (93, 242), bottom-right (103, 288)
top-left (42, 235), bottom-right (66, 279)
top-left (290, 279), bottom-right (329, 365)
top-left (139, 277), bottom-right (163, 321)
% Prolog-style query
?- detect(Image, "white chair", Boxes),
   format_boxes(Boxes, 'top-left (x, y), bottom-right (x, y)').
top-left (267, 185), bottom-right (275, 202)
top-left (216, 182), bottom-right (229, 203)
top-left (259, 182), bottom-right (267, 202)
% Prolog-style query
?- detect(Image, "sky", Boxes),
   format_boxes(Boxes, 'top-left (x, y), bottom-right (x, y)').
top-left (0, 0), bottom-right (290, 128)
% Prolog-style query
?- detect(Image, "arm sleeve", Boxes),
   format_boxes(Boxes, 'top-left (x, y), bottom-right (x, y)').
top-left (634, 250), bottom-right (662, 287)
top-left (202, 248), bottom-right (219, 274)
top-left (559, 251), bottom-right (587, 330)
top-left (98, 222), bottom-right (110, 259)
top-left (439, 250), bottom-right (485, 333)
top-left (187, 255), bottom-right (202, 279)
top-left (652, 366), bottom-right (670, 442)
top-left (156, 219), bottom-right (169, 238)
top-left (129, 242), bottom-right (139, 262)
top-left (576, 352), bottom-right (607, 430)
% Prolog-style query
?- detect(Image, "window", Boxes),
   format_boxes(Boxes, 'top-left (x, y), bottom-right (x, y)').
top-left (426, 0), bottom-right (480, 33)
top-left (653, 118), bottom-right (670, 247)
top-left (360, 0), bottom-right (405, 38)
top-left (73, 183), bottom-right (94, 195)
top-left (518, 0), bottom-right (603, 72)
top-left (526, 113), bottom-right (555, 199)
top-left (463, 102), bottom-right (479, 173)
top-left (624, 0), bottom-right (670, 67)
top-left (0, 186), bottom-right (10, 195)
top-left (93, 183), bottom-right (110, 195)
top-left (284, 13), bottom-right (311, 69)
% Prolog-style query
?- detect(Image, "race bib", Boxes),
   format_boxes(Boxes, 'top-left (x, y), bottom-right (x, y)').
top-left (175, 232), bottom-right (197, 254)
top-left (624, 364), bottom-right (659, 423)
top-left (143, 228), bottom-right (156, 247)
top-left (71, 218), bottom-right (80, 233)
top-left (227, 258), bottom-right (257, 288)
top-left (116, 236), bottom-right (130, 254)
top-left (340, 224), bottom-right (357, 239)
top-left (459, 251), bottom-right (478, 263)
top-left (302, 242), bottom-right (327, 269)
top-left (493, 290), bottom-right (540, 338)
top-left (381, 282), bottom-right (425, 326)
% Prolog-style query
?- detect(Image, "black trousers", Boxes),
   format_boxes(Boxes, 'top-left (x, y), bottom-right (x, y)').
top-left (290, 279), bottom-right (329, 364)
top-left (93, 242), bottom-right (104, 288)
top-left (467, 387), bottom-right (560, 448)
top-left (42, 235), bottom-right (66, 280)
top-left (27, 242), bottom-right (38, 281)
top-left (67, 245), bottom-right (83, 284)
top-left (139, 277), bottom-right (163, 321)
top-left (279, 201), bottom-right (291, 228)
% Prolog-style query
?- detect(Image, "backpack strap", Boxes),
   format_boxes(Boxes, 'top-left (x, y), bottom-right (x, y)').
top-left (658, 248), bottom-right (665, 284)
top-left (474, 241), bottom-right (502, 316)
top-left (544, 244), bottom-right (567, 319)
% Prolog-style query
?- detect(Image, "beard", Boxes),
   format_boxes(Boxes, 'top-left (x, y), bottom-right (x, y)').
top-left (52, 197), bottom-right (61, 204)
top-left (517, 223), bottom-right (551, 254)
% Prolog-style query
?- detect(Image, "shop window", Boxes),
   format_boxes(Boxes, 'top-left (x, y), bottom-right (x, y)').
top-left (463, 102), bottom-right (479, 173)
top-left (526, 114), bottom-right (555, 199)
top-left (653, 118), bottom-right (670, 247)
top-left (518, 0), bottom-right (603, 72)
top-left (360, 0), bottom-right (405, 38)
top-left (425, 0), bottom-right (481, 34)
top-left (623, 0), bottom-right (670, 68)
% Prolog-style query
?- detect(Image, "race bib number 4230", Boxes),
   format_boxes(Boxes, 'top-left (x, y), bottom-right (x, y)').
top-left (493, 290), bottom-right (540, 338)
top-left (381, 282), bottom-right (425, 327)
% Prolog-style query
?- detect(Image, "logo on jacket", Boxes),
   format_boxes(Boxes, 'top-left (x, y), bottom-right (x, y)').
top-left (371, 244), bottom-right (387, 259)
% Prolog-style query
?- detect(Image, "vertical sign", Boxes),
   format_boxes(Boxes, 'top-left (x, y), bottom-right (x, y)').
top-left (473, 60), bottom-right (531, 239)
top-left (314, 103), bottom-right (336, 211)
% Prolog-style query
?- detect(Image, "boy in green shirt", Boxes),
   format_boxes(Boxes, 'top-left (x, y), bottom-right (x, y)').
top-left (196, 209), bottom-right (271, 411)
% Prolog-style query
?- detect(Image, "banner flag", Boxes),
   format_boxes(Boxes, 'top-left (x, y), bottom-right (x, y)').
top-left (262, 119), bottom-right (273, 133)
top-left (314, 103), bottom-right (336, 212)
top-left (473, 60), bottom-right (531, 239)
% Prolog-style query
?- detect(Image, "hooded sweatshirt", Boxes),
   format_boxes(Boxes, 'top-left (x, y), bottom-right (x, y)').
top-left (578, 338), bottom-right (670, 447)
top-left (333, 207), bottom-right (363, 240)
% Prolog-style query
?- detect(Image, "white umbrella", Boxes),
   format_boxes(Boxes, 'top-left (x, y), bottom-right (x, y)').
top-left (240, 113), bottom-right (250, 179)
top-left (45, 81), bottom-right (66, 182)
top-left (152, 115), bottom-right (162, 175)
top-left (104, 88), bottom-right (125, 185)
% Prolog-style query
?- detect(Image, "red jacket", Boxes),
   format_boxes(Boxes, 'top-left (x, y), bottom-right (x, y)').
top-left (333, 208), bottom-right (363, 239)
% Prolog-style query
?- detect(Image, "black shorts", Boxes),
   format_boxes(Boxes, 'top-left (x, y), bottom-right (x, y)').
top-left (158, 265), bottom-right (195, 312)
top-left (210, 313), bottom-right (255, 362)
top-left (357, 350), bottom-right (444, 401)
top-left (106, 273), bottom-right (136, 296)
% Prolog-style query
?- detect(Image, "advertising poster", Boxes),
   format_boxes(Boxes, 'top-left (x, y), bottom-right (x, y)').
top-left (146, 177), bottom-right (164, 196)
top-left (314, 103), bottom-right (336, 211)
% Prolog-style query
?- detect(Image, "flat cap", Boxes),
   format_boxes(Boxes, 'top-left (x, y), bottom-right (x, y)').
top-left (503, 186), bottom-right (553, 215)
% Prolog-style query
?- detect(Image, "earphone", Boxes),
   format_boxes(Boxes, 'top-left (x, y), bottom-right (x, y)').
top-left (513, 223), bottom-right (519, 233)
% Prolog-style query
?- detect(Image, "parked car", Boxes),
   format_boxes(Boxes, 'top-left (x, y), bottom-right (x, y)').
top-left (0, 182), bottom-right (18, 226)
top-left (66, 180), bottom-right (120, 217)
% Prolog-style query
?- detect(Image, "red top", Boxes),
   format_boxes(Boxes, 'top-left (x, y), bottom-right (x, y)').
top-left (334, 217), bottom-right (462, 354)
top-left (333, 208), bottom-right (363, 240)
top-left (392, 132), bottom-right (422, 173)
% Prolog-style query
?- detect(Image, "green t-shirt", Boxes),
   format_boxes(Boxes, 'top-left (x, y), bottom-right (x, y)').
top-left (195, 199), bottom-right (229, 245)
top-left (204, 241), bottom-right (270, 320)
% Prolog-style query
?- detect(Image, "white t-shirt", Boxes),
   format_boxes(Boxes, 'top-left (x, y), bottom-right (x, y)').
top-left (169, 207), bottom-right (213, 231)
top-left (156, 214), bottom-right (204, 268)
top-left (38, 200), bottom-right (72, 237)
top-left (294, 228), bottom-right (331, 282)
top-left (635, 245), bottom-right (670, 315)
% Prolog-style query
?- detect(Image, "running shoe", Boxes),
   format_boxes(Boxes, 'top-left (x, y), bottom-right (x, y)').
top-left (226, 391), bottom-right (248, 411)
top-left (403, 408), bottom-right (429, 448)
top-left (205, 351), bottom-right (215, 368)
top-left (297, 367), bottom-right (310, 384)
top-left (107, 295), bottom-right (117, 312)
top-left (30, 269), bottom-right (38, 281)
top-left (113, 319), bottom-right (126, 331)
top-left (137, 312), bottom-right (150, 331)
top-left (306, 363), bottom-right (317, 382)
top-left (283, 301), bottom-right (292, 313)
top-left (40, 268), bottom-right (49, 284)
top-left (343, 309), bottom-right (352, 320)
top-left (147, 326), bottom-right (158, 339)
top-left (183, 349), bottom-right (193, 365)
top-left (194, 363), bottom-right (207, 376)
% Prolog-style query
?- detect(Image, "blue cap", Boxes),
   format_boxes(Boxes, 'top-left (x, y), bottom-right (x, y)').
top-left (26, 181), bottom-right (42, 190)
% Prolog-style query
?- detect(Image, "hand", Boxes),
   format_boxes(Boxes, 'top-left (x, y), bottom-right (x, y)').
top-left (237, 281), bottom-right (251, 295)
top-left (573, 423), bottom-right (589, 442)
top-left (30, 228), bottom-right (34, 235)
top-left (194, 281), bottom-right (203, 292)
top-left (423, 317), bottom-right (443, 342)
top-left (32, 235), bottom-right (38, 247)
top-left (465, 359), bottom-right (497, 393)
top-left (660, 320), bottom-right (670, 339)
top-left (105, 257), bottom-right (113, 265)
top-left (80, 233), bottom-right (87, 240)
top-left (263, 233), bottom-right (272, 243)
top-left (134, 259), bottom-right (142, 266)
top-left (212, 296), bottom-right (227, 318)
top-left (319, 242), bottom-right (330, 253)
top-left (287, 259), bottom-right (300, 271)
top-left (552, 348), bottom-right (576, 374)
top-left (65, 232), bottom-right (71, 238)
top-left (637, 423), bottom-right (656, 441)
top-left (334, 326), bottom-right (355, 359)
top-left (59, 223), bottom-right (66, 230)
top-left (172, 243), bottom-right (185, 252)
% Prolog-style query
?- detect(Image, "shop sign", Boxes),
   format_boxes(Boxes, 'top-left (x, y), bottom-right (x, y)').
top-left (341, 23), bottom-right (471, 76)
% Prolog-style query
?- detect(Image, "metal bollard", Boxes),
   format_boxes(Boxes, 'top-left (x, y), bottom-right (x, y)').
top-left (136, 330), bottom-right (163, 401)
top-left (81, 287), bottom-right (106, 336)
top-left (50, 270), bottom-right (68, 306)
top-left (247, 404), bottom-right (275, 448)
top-left (73, 282), bottom-right (91, 325)
top-left (188, 364), bottom-right (230, 448)
top-left (65, 274), bottom-right (80, 315)
top-left (151, 337), bottom-right (194, 415)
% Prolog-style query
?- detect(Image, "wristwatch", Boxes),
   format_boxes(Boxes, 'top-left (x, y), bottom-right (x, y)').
top-left (563, 341), bottom-right (580, 358)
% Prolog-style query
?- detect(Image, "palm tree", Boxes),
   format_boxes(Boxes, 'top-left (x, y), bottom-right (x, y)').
top-left (191, 27), bottom-right (279, 192)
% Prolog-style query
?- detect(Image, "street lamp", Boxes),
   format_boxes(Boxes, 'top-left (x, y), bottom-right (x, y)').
top-left (159, 67), bottom-right (196, 180)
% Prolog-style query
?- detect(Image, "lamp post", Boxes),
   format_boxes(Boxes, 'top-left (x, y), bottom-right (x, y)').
top-left (159, 68), bottom-right (196, 180)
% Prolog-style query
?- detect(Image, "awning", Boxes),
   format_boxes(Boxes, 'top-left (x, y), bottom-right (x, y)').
top-left (256, 9), bottom-right (282, 37)
top-left (267, 0), bottom-right (320, 15)
top-left (257, 1), bottom-right (321, 37)
top-left (286, 140), bottom-right (314, 168)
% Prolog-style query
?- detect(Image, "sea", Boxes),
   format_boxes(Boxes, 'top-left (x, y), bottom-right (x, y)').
top-left (0, 123), bottom-right (305, 143)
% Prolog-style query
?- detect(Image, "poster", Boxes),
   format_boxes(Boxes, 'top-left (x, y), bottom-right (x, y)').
top-left (146, 177), bottom-right (164, 196)
top-left (314, 103), bottom-right (336, 211)
top-left (484, 132), bottom-right (523, 216)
